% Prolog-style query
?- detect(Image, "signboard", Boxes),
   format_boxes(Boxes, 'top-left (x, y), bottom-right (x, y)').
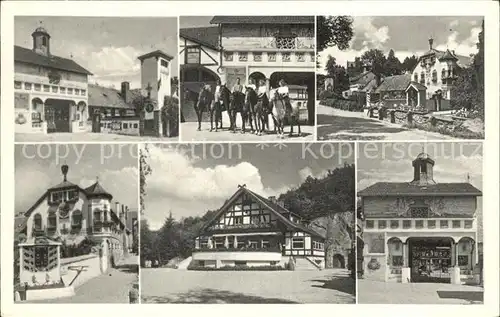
top-left (144, 103), bottom-right (155, 120)
top-left (34, 246), bottom-right (49, 270)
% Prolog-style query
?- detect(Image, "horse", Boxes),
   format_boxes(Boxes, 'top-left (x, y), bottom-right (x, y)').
top-left (193, 85), bottom-right (213, 131)
top-left (218, 85), bottom-right (231, 130)
top-left (243, 87), bottom-right (258, 133)
top-left (254, 92), bottom-right (270, 136)
top-left (269, 89), bottom-right (289, 138)
top-left (228, 90), bottom-right (246, 133)
top-left (287, 100), bottom-right (302, 137)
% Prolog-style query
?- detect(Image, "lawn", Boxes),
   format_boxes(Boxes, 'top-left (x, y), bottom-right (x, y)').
top-left (141, 268), bottom-right (355, 304)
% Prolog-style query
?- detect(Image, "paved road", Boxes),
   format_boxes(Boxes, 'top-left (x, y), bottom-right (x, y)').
top-left (141, 268), bottom-right (355, 304)
top-left (16, 133), bottom-right (179, 142)
top-left (358, 279), bottom-right (484, 304)
top-left (317, 104), bottom-right (453, 141)
top-left (28, 255), bottom-right (139, 303)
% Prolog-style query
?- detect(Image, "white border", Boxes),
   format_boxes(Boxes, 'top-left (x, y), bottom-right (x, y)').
top-left (1, 1), bottom-right (499, 317)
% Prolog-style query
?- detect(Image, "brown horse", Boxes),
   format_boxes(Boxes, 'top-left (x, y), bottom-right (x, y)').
top-left (269, 89), bottom-right (290, 138)
top-left (243, 87), bottom-right (258, 133)
top-left (194, 85), bottom-right (213, 131)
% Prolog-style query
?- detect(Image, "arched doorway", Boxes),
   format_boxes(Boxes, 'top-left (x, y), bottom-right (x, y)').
top-left (31, 98), bottom-right (44, 127)
top-left (408, 237), bottom-right (454, 283)
top-left (457, 237), bottom-right (475, 275)
top-left (332, 253), bottom-right (346, 268)
top-left (180, 65), bottom-right (220, 122)
top-left (248, 71), bottom-right (266, 86)
top-left (269, 71), bottom-right (315, 125)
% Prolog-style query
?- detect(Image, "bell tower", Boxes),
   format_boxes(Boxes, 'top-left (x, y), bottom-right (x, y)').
top-left (32, 25), bottom-right (51, 56)
top-left (410, 152), bottom-right (436, 186)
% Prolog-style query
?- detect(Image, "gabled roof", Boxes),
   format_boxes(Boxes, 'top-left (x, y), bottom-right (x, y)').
top-left (137, 50), bottom-right (174, 62)
top-left (85, 181), bottom-right (113, 200)
top-left (210, 16), bottom-right (314, 25)
top-left (375, 74), bottom-right (411, 93)
top-left (350, 71), bottom-right (376, 88)
top-left (49, 180), bottom-right (78, 190)
top-left (180, 26), bottom-right (220, 51)
top-left (417, 48), bottom-right (472, 68)
top-left (14, 45), bottom-right (92, 75)
top-left (88, 84), bottom-right (135, 109)
top-left (405, 81), bottom-right (427, 92)
top-left (358, 182), bottom-right (482, 197)
top-left (201, 186), bottom-right (325, 239)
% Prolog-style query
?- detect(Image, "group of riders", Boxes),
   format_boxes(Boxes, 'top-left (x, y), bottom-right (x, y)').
top-left (193, 77), bottom-right (301, 138)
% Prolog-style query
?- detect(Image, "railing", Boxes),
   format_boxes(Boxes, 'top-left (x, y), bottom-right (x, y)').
top-left (195, 246), bottom-right (281, 253)
top-left (364, 218), bottom-right (476, 231)
top-left (207, 222), bottom-right (274, 231)
top-left (223, 51), bottom-right (314, 64)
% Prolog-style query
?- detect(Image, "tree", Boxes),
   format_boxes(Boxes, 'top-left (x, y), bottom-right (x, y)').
top-left (401, 55), bottom-right (418, 73)
top-left (139, 145), bottom-right (152, 214)
top-left (383, 49), bottom-right (403, 76)
top-left (361, 49), bottom-right (387, 81)
top-left (324, 55), bottom-right (350, 94)
top-left (317, 16), bottom-right (354, 52)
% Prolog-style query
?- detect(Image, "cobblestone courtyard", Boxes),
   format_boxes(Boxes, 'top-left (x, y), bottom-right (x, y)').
top-left (141, 268), bottom-right (355, 304)
top-left (358, 279), bottom-right (484, 304)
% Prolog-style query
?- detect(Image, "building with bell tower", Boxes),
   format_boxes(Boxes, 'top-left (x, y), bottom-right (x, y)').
top-left (358, 152), bottom-right (482, 285)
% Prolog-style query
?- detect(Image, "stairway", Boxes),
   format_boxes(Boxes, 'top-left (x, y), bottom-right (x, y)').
top-left (294, 257), bottom-right (322, 271)
top-left (176, 256), bottom-right (192, 270)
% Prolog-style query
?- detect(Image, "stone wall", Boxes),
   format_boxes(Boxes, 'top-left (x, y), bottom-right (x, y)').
top-left (60, 254), bottom-right (101, 289)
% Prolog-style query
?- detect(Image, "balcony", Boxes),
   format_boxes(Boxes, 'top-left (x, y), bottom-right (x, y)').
top-left (223, 51), bottom-right (314, 67)
top-left (222, 36), bottom-right (315, 52)
top-left (363, 218), bottom-right (476, 231)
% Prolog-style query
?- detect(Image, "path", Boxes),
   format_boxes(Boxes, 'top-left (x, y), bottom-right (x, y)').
top-left (317, 104), bottom-right (453, 140)
top-left (16, 133), bottom-right (179, 142)
top-left (141, 268), bottom-right (355, 304)
top-left (358, 279), bottom-right (484, 304)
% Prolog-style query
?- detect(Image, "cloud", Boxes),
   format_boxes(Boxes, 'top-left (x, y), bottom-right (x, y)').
top-left (435, 27), bottom-right (480, 57)
top-left (298, 166), bottom-right (328, 182)
top-left (15, 164), bottom-right (53, 213)
top-left (450, 20), bottom-right (459, 28)
top-left (353, 17), bottom-right (390, 49)
top-left (146, 146), bottom-right (285, 202)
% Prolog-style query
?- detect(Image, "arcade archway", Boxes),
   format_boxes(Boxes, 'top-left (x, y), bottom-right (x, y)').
top-left (181, 65), bottom-right (220, 122)
top-left (44, 99), bottom-right (74, 133)
top-left (332, 253), bottom-right (346, 268)
top-left (248, 71), bottom-right (266, 86)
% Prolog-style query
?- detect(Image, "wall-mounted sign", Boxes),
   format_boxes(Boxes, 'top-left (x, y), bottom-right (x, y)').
top-left (15, 92), bottom-right (30, 110)
top-left (145, 103), bottom-right (154, 113)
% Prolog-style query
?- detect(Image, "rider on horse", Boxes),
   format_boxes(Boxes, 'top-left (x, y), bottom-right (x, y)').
top-left (278, 79), bottom-right (292, 115)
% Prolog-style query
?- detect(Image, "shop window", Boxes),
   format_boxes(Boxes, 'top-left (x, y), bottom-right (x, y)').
top-left (440, 220), bottom-right (449, 228)
top-left (390, 220), bottom-right (399, 229)
top-left (452, 220), bottom-right (461, 228)
top-left (415, 220), bottom-right (424, 229)
top-left (378, 220), bottom-right (387, 229)
top-left (253, 52), bottom-right (262, 62)
top-left (292, 237), bottom-right (304, 249)
top-left (403, 220), bottom-right (412, 229)
top-left (365, 220), bottom-right (374, 229)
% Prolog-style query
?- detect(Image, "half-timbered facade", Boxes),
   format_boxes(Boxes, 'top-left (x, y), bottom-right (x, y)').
top-left (192, 185), bottom-right (325, 269)
top-left (179, 16), bottom-right (316, 124)
top-left (358, 153), bottom-right (482, 284)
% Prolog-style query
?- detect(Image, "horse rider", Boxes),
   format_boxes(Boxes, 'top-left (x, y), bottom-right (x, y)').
top-left (246, 78), bottom-right (257, 92)
top-left (277, 79), bottom-right (292, 111)
top-left (232, 77), bottom-right (244, 94)
top-left (257, 79), bottom-right (268, 99)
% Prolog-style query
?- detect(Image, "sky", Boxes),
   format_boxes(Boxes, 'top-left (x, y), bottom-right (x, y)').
top-left (15, 144), bottom-right (138, 216)
top-left (143, 143), bottom-right (354, 230)
top-left (179, 16), bottom-right (213, 28)
top-left (318, 16), bottom-right (483, 74)
top-left (15, 16), bottom-right (178, 89)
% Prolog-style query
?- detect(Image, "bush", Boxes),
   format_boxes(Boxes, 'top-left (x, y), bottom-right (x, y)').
top-left (318, 90), bottom-right (336, 100)
top-left (403, 121), bottom-right (484, 139)
top-left (187, 264), bottom-right (285, 271)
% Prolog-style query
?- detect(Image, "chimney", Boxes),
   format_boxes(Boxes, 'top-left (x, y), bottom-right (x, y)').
top-left (268, 196), bottom-right (276, 203)
top-left (115, 202), bottom-right (120, 215)
top-left (121, 82), bottom-right (130, 103)
top-left (428, 37), bottom-right (434, 50)
top-left (452, 50), bottom-right (455, 55)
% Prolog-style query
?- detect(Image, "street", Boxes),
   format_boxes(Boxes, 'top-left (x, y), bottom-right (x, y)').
top-left (15, 133), bottom-right (179, 142)
top-left (25, 255), bottom-right (139, 303)
top-left (141, 268), bottom-right (355, 304)
top-left (317, 104), bottom-right (453, 141)
top-left (358, 279), bottom-right (484, 304)
top-left (181, 122), bottom-right (314, 141)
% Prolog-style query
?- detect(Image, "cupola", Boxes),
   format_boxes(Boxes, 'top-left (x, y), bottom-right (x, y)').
top-left (32, 25), bottom-right (51, 56)
top-left (410, 152), bottom-right (437, 186)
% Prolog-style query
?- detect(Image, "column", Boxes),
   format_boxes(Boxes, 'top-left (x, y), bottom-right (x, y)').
top-left (451, 241), bottom-right (461, 284)
top-left (401, 242), bottom-right (411, 283)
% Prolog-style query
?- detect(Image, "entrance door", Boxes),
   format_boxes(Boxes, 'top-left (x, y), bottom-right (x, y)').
top-left (45, 104), bottom-right (70, 133)
top-left (92, 113), bottom-right (101, 133)
top-left (409, 238), bottom-right (451, 283)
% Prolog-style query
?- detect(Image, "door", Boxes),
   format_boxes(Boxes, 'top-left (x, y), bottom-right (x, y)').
top-left (45, 104), bottom-right (70, 133)
top-left (92, 113), bottom-right (101, 133)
